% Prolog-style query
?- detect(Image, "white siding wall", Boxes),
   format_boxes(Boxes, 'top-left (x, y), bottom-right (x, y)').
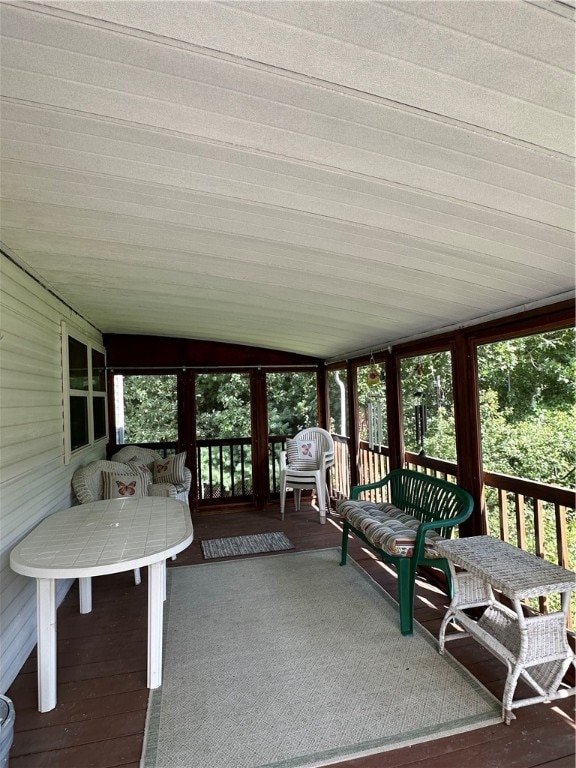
top-left (0, 255), bottom-right (106, 693)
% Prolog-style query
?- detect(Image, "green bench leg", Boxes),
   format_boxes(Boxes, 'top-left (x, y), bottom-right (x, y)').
top-left (340, 522), bottom-right (349, 565)
top-left (396, 558), bottom-right (415, 636)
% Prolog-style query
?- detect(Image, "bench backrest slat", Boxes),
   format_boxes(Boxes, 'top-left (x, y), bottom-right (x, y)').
top-left (388, 469), bottom-right (472, 536)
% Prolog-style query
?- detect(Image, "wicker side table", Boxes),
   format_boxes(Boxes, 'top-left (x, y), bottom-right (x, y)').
top-left (436, 535), bottom-right (575, 724)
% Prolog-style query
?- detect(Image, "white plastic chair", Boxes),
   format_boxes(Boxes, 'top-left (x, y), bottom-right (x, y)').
top-left (279, 427), bottom-right (335, 524)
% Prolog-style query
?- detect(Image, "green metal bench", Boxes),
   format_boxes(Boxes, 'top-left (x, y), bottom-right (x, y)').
top-left (336, 468), bottom-right (474, 636)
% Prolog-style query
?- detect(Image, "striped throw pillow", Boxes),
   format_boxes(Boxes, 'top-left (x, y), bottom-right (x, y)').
top-left (286, 438), bottom-right (318, 470)
top-left (153, 452), bottom-right (187, 485)
top-left (126, 462), bottom-right (153, 489)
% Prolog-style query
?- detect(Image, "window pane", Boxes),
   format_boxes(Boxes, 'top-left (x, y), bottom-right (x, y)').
top-left (477, 329), bottom-right (575, 488)
top-left (93, 396), bottom-right (106, 440)
top-left (92, 349), bottom-right (106, 391)
top-left (400, 351), bottom-right (455, 460)
top-left (68, 337), bottom-right (88, 390)
top-left (196, 373), bottom-right (252, 498)
top-left (265, 371), bottom-right (317, 496)
top-left (70, 396), bottom-right (89, 449)
top-left (477, 329), bottom-right (575, 582)
top-left (266, 372), bottom-right (317, 436)
top-left (117, 375), bottom-right (177, 443)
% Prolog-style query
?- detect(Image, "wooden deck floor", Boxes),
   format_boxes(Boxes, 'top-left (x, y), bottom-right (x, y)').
top-left (6, 503), bottom-right (575, 768)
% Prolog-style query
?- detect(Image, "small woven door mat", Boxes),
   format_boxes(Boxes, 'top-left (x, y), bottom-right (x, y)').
top-left (200, 532), bottom-right (295, 559)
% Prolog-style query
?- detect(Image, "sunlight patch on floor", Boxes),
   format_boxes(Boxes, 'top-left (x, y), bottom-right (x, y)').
top-left (416, 593), bottom-right (441, 610)
top-left (550, 706), bottom-right (576, 727)
top-left (326, 516), bottom-right (343, 532)
top-left (356, 546), bottom-right (452, 613)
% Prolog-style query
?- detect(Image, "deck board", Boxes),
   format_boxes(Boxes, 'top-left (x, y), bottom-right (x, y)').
top-left (6, 504), bottom-right (575, 768)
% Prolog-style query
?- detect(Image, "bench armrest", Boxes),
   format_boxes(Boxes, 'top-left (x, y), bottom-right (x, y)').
top-left (412, 506), bottom-right (473, 561)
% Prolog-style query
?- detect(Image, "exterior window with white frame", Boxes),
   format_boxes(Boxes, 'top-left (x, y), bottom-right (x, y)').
top-left (63, 323), bottom-right (107, 462)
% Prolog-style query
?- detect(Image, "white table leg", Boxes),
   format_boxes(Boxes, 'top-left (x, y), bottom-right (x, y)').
top-left (37, 578), bottom-right (57, 712)
top-left (147, 561), bottom-right (164, 689)
top-left (79, 577), bottom-right (92, 614)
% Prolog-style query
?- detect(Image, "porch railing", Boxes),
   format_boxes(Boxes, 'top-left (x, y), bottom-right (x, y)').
top-left (125, 436), bottom-right (305, 499)
top-left (117, 439), bottom-right (254, 500)
top-left (404, 451), bottom-right (458, 484)
top-left (405, 453), bottom-right (575, 581)
top-left (197, 438), bottom-right (253, 499)
top-left (331, 434), bottom-right (351, 501)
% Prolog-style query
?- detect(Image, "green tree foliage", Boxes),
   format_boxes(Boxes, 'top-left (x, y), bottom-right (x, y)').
top-left (397, 330), bottom-right (575, 488)
top-left (476, 329), bottom-right (575, 487)
top-left (478, 329), bottom-right (575, 420)
top-left (122, 375), bottom-right (177, 443)
top-left (266, 372), bottom-right (318, 436)
top-left (399, 331), bottom-right (575, 586)
top-left (401, 351), bottom-right (455, 459)
top-left (120, 330), bottom-right (574, 490)
top-left (479, 391), bottom-right (575, 486)
top-left (356, 363), bottom-right (387, 444)
top-left (196, 373), bottom-right (252, 439)
top-left (122, 371), bottom-right (319, 443)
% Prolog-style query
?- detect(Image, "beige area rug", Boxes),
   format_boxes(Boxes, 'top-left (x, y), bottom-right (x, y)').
top-left (141, 549), bottom-right (501, 768)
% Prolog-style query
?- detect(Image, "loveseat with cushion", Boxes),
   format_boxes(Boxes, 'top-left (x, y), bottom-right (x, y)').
top-left (72, 459), bottom-right (184, 505)
top-left (110, 445), bottom-right (191, 504)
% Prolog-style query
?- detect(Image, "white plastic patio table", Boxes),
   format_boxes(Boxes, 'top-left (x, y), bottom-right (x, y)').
top-left (10, 496), bottom-right (194, 713)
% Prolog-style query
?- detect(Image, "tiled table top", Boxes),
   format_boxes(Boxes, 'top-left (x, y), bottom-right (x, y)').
top-left (11, 497), bottom-right (193, 578)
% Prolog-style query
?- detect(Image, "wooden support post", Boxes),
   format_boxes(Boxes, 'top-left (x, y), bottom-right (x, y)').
top-left (452, 333), bottom-right (485, 538)
top-left (317, 364), bottom-right (329, 430)
top-left (251, 369), bottom-right (269, 509)
top-left (346, 360), bottom-right (359, 489)
top-left (386, 351), bottom-right (404, 471)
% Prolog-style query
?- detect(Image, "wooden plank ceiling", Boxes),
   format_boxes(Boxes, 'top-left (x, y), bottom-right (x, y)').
top-left (0, 0), bottom-right (574, 360)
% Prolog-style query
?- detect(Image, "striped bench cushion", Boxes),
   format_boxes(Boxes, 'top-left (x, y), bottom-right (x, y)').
top-left (336, 500), bottom-right (444, 559)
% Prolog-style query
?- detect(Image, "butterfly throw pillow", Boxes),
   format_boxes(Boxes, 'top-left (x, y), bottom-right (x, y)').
top-left (153, 452), bottom-right (187, 486)
top-left (286, 438), bottom-right (318, 470)
top-left (102, 472), bottom-right (147, 500)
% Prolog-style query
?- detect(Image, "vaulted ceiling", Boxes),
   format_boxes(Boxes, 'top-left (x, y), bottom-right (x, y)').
top-left (0, 0), bottom-right (574, 360)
